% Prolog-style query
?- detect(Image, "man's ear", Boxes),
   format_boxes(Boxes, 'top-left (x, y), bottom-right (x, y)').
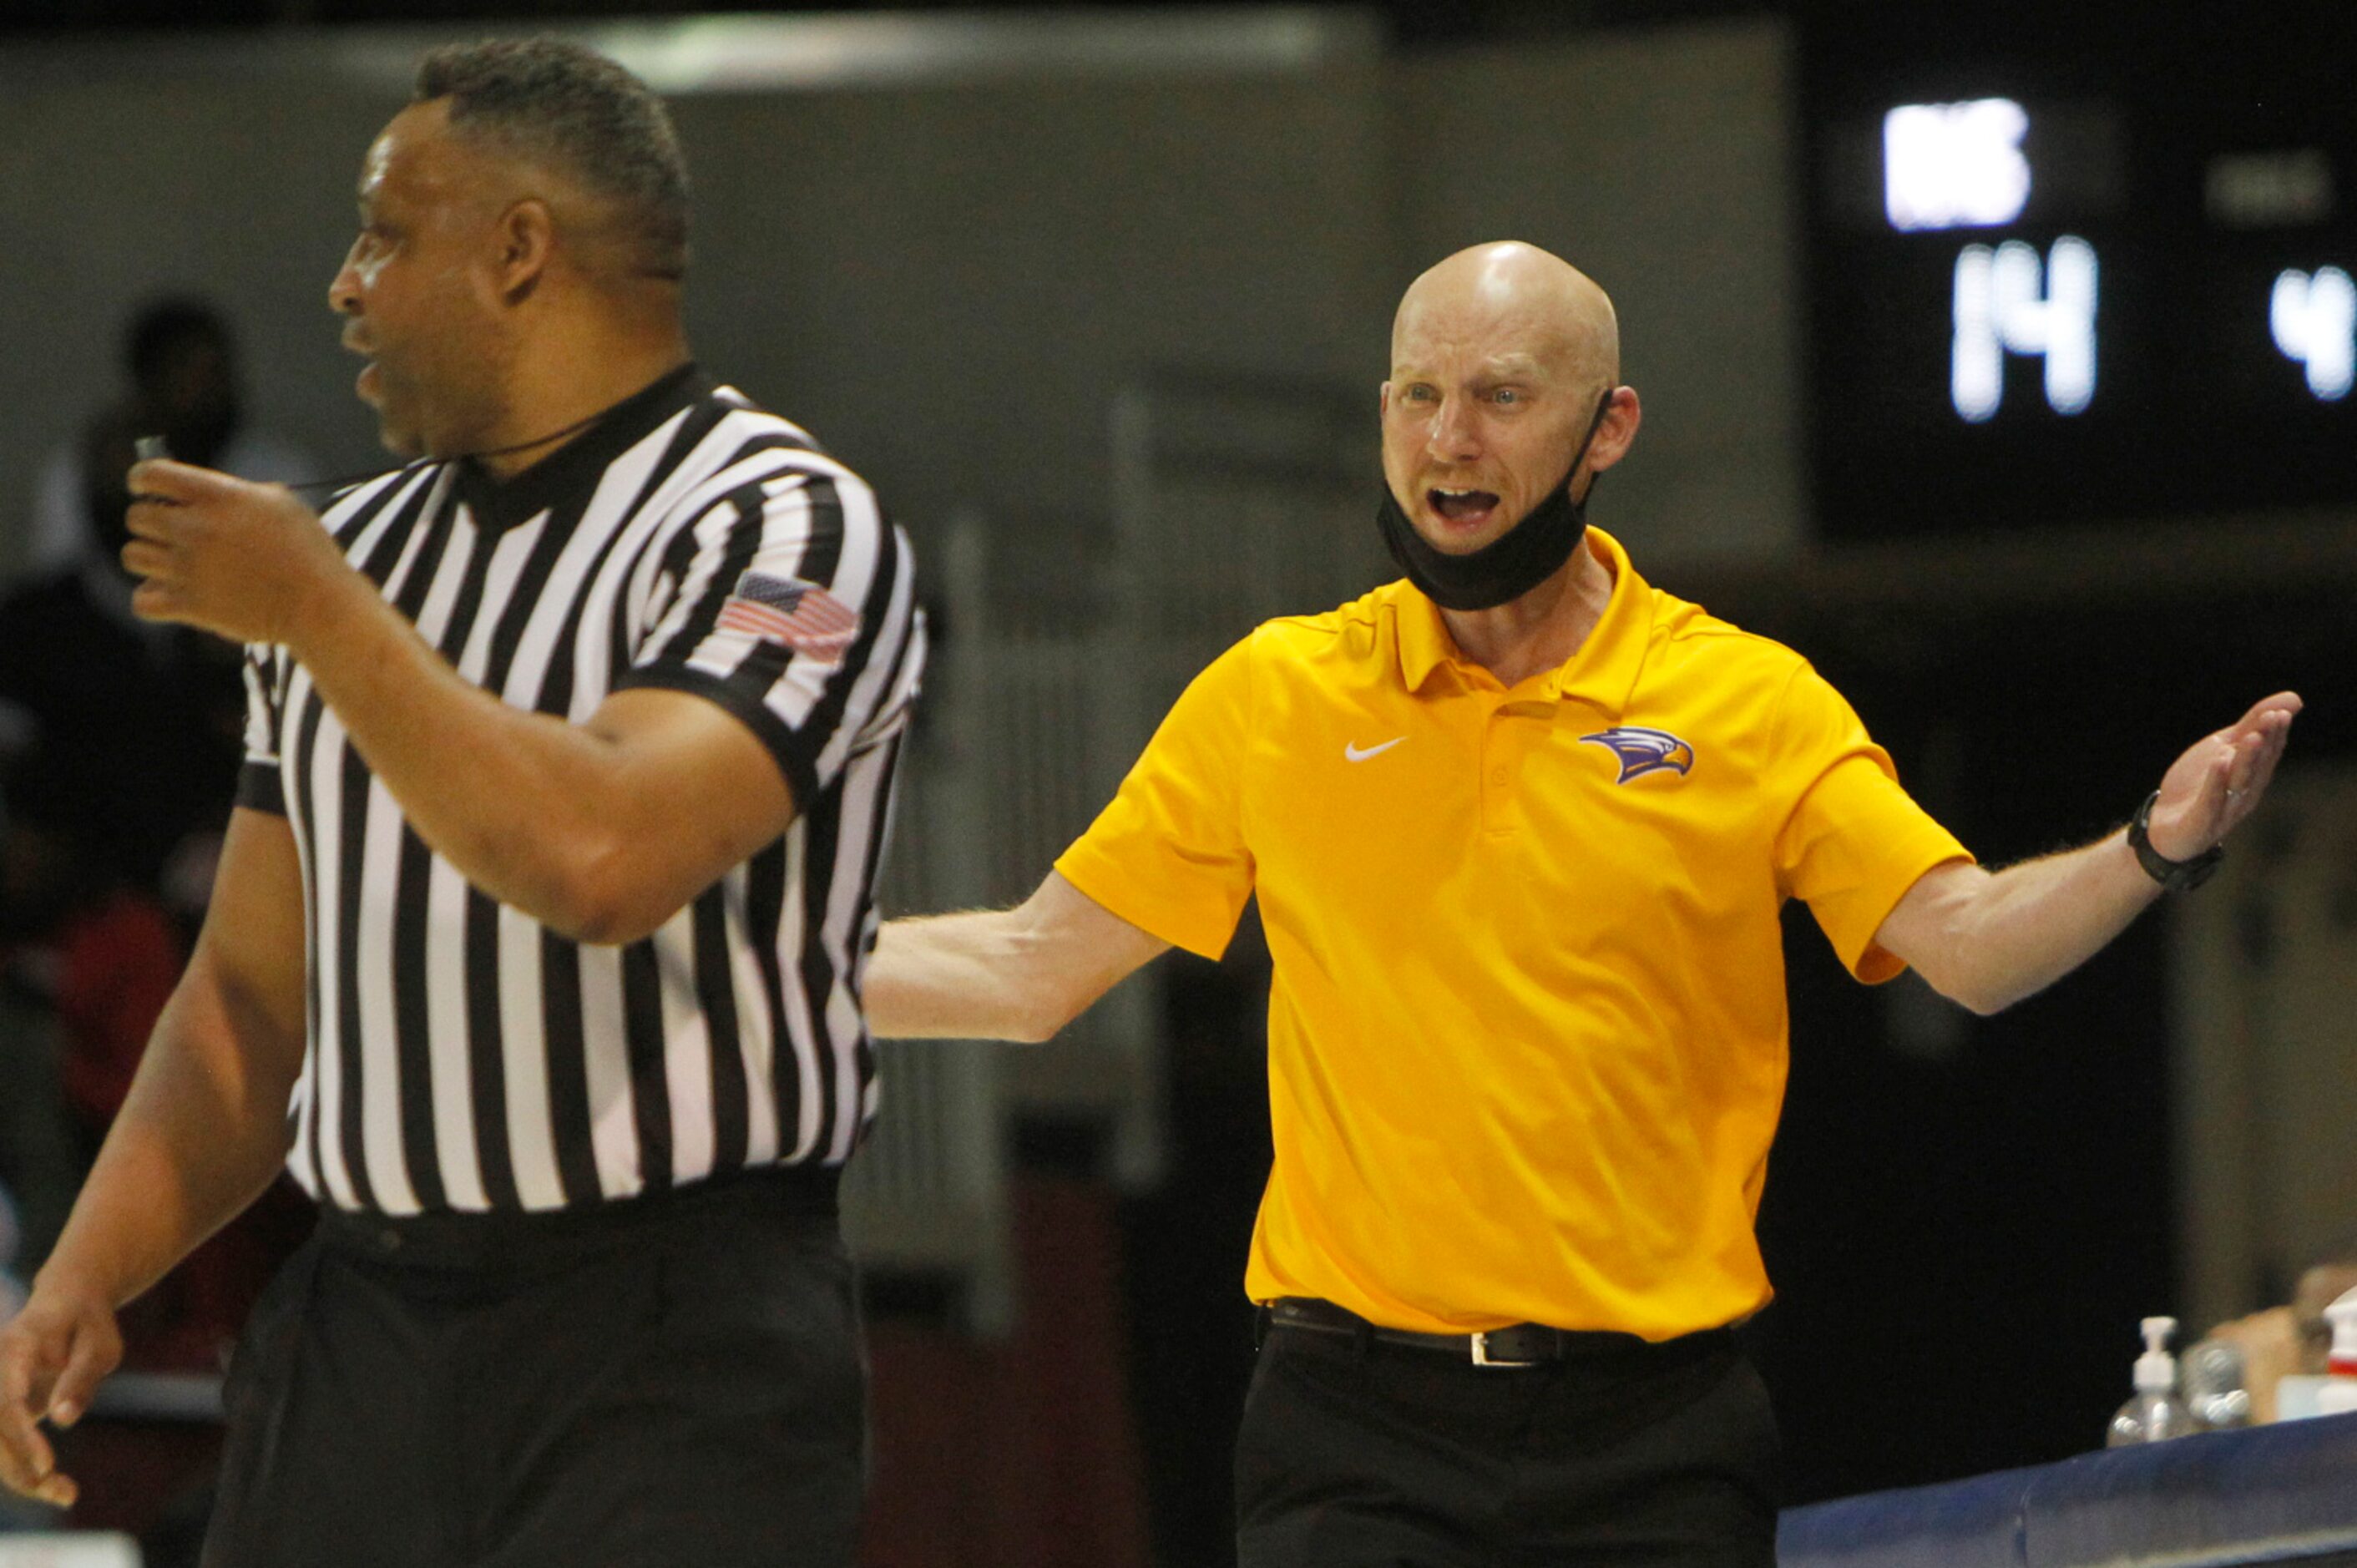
top-left (494, 199), bottom-right (557, 302)
top-left (1589, 386), bottom-right (1642, 473)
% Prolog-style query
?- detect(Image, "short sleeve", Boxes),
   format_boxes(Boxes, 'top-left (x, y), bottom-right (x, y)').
top-left (1055, 635), bottom-right (1257, 961)
top-left (617, 468), bottom-right (923, 811)
top-left (235, 644), bottom-right (286, 815)
top-left (1771, 663), bottom-right (1972, 983)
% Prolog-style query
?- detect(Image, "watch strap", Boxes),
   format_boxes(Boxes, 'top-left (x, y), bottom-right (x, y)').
top-left (2128, 792), bottom-right (2224, 892)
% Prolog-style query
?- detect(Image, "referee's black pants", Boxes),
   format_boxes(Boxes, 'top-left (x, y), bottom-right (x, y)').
top-left (200, 1168), bottom-right (865, 1568)
top-left (1235, 1308), bottom-right (1778, 1568)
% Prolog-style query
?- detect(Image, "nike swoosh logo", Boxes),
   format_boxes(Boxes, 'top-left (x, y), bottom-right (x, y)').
top-left (1344, 737), bottom-right (1405, 762)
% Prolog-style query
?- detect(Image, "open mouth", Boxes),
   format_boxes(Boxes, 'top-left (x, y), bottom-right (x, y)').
top-left (1429, 487), bottom-right (1501, 529)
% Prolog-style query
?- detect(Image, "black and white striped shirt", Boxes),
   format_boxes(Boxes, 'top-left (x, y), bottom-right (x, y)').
top-left (235, 366), bottom-right (925, 1216)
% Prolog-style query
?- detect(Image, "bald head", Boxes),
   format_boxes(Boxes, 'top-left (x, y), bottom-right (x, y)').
top-left (1393, 242), bottom-right (1620, 392)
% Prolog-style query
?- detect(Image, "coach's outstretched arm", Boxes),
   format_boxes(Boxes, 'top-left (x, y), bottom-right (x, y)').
top-left (867, 873), bottom-right (1170, 1042)
top-left (0, 809), bottom-right (310, 1510)
top-left (1874, 691), bottom-right (2300, 1016)
top-left (118, 462), bottom-right (797, 947)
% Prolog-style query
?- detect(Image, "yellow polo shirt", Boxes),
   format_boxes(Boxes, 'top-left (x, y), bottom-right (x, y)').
top-left (1055, 528), bottom-right (1970, 1339)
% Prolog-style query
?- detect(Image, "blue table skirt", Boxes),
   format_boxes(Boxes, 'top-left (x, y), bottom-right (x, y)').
top-left (1778, 1413), bottom-right (2357, 1568)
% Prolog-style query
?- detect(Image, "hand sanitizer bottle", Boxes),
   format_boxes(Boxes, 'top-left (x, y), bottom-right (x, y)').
top-left (2314, 1289), bottom-right (2357, 1418)
top-left (2107, 1316), bottom-right (2196, 1446)
top-left (2183, 1338), bottom-right (2251, 1430)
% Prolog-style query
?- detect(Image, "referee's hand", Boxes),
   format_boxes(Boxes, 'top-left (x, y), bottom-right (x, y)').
top-left (124, 459), bottom-right (354, 647)
top-left (0, 1278), bottom-right (123, 1510)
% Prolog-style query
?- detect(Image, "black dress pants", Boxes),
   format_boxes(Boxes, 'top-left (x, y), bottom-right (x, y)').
top-left (201, 1169), bottom-right (866, 1568)
top-left (1235, 1315), bottom-right (1778, 1568)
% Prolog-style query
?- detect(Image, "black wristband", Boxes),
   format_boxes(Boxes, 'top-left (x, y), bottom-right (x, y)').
top-left (2127, 792), bottom-right (2224, 892)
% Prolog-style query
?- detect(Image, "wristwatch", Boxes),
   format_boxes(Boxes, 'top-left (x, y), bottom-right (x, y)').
top-left (2127, 792), bottom-right (2224, 892)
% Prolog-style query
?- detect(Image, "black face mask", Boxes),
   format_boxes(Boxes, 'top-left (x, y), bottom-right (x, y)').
top-left (1378, 389), bottom-right (1615, 612)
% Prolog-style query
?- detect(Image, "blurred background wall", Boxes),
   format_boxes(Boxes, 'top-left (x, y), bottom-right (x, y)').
top-left (0, 10), bottom-right (1803, 577)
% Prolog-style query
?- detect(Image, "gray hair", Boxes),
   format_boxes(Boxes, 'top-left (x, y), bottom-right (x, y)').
top-left (415, 38), bottom-right (690, 281)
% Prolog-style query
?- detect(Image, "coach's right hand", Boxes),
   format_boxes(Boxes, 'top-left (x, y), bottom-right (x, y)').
top-left (0, 1275), bottom-right (123, 1508)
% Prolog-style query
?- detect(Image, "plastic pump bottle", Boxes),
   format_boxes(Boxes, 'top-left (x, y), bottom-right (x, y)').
top-left (2107, 1316), bottom-right (2197, 1446)
top-left (2315, 1289), bottom-right (2357, 1419)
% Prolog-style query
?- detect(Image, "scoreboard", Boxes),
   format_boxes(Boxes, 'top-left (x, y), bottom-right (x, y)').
top-left (1799, 6), bottom-right (2357, 539)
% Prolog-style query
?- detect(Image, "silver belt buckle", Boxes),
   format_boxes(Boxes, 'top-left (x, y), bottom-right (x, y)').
top-left (1469, 1330), bottom-right (1540, 1368)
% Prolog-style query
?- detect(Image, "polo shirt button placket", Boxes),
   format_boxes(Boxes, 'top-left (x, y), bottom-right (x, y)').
top-left (1482, 708), bottom-right (1516, 835)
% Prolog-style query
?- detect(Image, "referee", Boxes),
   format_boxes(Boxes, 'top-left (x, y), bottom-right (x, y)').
top-left (866, 241), bottom-right (2298, 1565)
top-left (0, 40), bottom-right (920, 1567)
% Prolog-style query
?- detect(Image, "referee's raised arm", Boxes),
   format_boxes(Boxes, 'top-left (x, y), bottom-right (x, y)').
top-left (0, 806), bottom-right (308, 1509)
top-left (127, 453), bottom-right (800, 943)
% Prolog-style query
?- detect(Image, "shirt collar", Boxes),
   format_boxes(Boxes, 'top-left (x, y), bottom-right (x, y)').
top-left (453, 361), bottom-right (710, 532)
top-left (1392, 579), bottom-right (1457, 694)
top-left (1389, 526), bottom-right (1654, 718)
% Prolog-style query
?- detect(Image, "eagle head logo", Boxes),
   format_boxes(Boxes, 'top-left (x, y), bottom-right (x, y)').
top-left (1579, 726), bottom-right (1695, 784)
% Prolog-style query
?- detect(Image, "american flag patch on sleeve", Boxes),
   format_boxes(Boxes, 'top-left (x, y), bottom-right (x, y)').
top-left (716, 571), bottom-right (862, 666)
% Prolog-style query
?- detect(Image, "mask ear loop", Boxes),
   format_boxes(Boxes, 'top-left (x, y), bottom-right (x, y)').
top-left (1564, 386), bottom-right (1617, 507)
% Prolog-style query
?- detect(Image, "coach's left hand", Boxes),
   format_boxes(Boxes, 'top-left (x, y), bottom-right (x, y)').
top-left (2142, 690), bottom-right (2302, 862)
top-left (124, 461), bottom-right (355, 646)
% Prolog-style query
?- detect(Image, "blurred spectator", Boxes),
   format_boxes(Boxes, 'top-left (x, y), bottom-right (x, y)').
top-left (0, 412), bottom-right (246, 918)
top-left (1, 748), bottom-right (184, 1152)
top-left (0, 754), bottom-right (93, 1271)
top-left (2201, 1241), bottom-right (2357, 1422)
top-left (0, 301), bottom-right (321, 1386)
top-left (0, 1182), bottom-right (25, 1323)
top-left (0, 1187), bottom-right (35, 1539)
top-left (23, 297), bottom-right (316, 579)
top-left (0, 741), bottom-right (304, 1373)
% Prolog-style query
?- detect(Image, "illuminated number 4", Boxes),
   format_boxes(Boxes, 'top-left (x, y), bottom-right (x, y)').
top-left (2272, 268), bottom-right (2354, 401)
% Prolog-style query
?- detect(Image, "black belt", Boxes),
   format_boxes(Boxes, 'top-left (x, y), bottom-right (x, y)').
top-left (316, 1162), bottom-right (841, 1274)
top-left (1263, 1297), bottom-right (1732, 1371)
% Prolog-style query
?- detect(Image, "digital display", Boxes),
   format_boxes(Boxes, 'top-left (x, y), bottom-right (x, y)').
top-left (2272, 266), bottom-right (2354, 400)
top-left (1882, 99), bottom-right (2031, 233)
top-left (1799, 10), bottom-right (2357, 539)
top-left (1949, 234), bottom-right (2098, 422)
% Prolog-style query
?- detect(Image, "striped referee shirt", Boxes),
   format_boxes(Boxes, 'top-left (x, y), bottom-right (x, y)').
top-left (236, 365), bottom-right (925, 1216)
